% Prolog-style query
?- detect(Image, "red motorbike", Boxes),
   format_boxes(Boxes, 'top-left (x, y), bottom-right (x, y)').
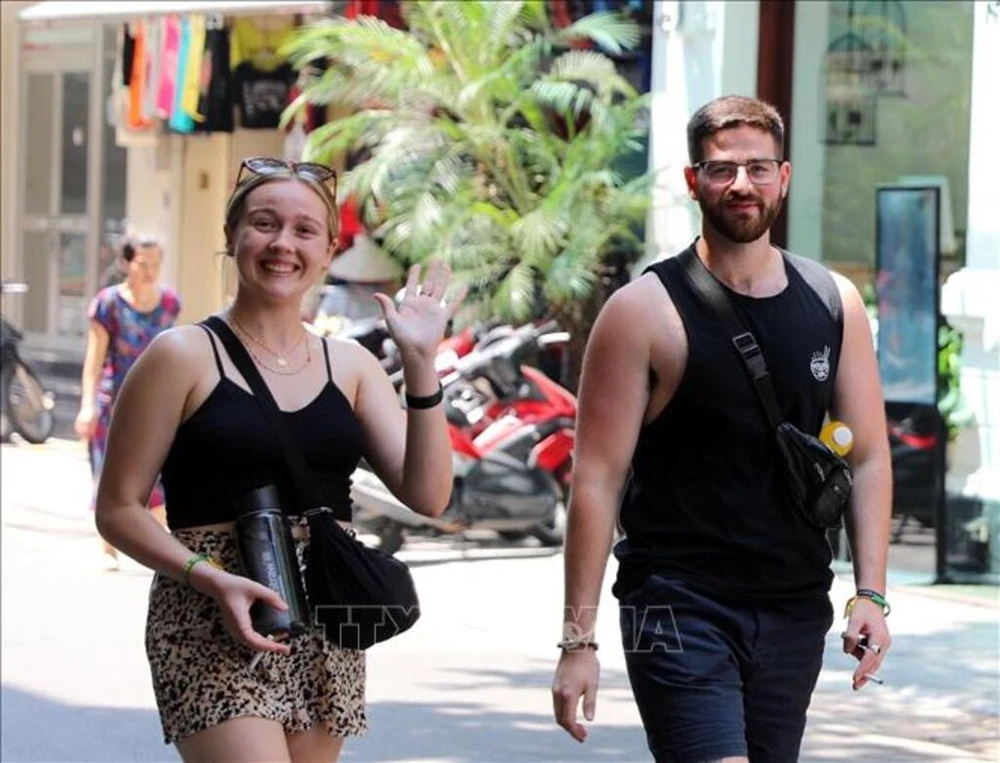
top-left (351, 322), bottom-right (575, 553)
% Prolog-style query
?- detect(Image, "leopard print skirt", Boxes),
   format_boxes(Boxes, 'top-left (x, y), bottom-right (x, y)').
top-left (145, 519), bottom-right (367, 745)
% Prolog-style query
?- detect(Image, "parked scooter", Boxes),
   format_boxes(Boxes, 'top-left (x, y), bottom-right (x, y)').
top-left (1, 283), bottom-right (56, 444)
top-left (352, 321), bottom-right (575, 554)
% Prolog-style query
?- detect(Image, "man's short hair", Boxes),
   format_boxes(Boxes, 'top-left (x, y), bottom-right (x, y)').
top-left (686, 96), bottom-right (785, 164)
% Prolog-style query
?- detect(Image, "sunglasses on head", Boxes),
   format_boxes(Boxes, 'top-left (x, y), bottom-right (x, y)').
top-left (236, 157), bottom-right (338, 198)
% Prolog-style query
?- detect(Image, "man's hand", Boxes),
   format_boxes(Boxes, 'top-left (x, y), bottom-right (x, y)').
top-left (552, 649), bottom-right (600, 742)
top-left (841, 597), bottom-right (891, 690)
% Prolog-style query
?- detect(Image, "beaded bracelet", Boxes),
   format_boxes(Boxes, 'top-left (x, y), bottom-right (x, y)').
top-left (182, 552), bottom-right (220, 586)
top-left (844, 589), bottom-right (891, 618)
top-left (557, 638), bottom-right (599, 652)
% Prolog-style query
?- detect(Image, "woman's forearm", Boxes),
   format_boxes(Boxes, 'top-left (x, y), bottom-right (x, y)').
top-left (400, 351), bottom-right (452, 516)
top-left (95, 502), bottom-right (201, 585)
top-left (79, 326), bottom-right (108, 411)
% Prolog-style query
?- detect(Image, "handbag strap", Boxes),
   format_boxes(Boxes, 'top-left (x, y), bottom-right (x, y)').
top-left (677, 249), bottom-right (785, 430)
top-left (202, 315), bottom-right (323, 511)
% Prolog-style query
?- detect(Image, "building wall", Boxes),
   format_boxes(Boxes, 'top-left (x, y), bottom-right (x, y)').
top-left (0, 2), bottom-right (33, 293)
top-left (144, 128), bottom-right (289, 325)
top-left (643, 0), bottom-right (760, 267)
top-left (787, 1), bottom-right (829, 262)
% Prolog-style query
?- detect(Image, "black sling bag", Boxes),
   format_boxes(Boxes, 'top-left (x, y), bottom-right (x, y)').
top-left (677, 252), bottom-right (853, 530)
top-left (204, 316), bottom-right (420, 650)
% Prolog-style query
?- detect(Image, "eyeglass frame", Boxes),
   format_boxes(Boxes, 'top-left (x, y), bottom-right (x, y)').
top-left (691, 158), bottom-right (785, 186)
top-left (235, 157), bottom-right (338, 201)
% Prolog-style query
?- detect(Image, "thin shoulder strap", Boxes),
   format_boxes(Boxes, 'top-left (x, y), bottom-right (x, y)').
top-left (197, 323), bottom-right (226, 379)
top-left (320, 336), bottom-right (333, 383)
top-left (677, 249), bottom-right (785, 430)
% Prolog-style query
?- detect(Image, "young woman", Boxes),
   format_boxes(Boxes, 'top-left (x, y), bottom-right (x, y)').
top-left (94, 157), bottom-right (462, 762)
top-left (76, 236), bottom-right (180, 567)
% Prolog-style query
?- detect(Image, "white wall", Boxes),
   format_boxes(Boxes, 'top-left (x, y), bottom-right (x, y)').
top-left (715, 0), bottom-right (759, 98)
top-left (125, 140), bottom-right (181, 290)
top-left (942, 0), bottom-right (1000, 505)
top-left (0, 3), bottom-right (33, 292)
top-left (643, 0), bottom-right (759, 268)
top-left (787, 0), bottom-right (829, 261)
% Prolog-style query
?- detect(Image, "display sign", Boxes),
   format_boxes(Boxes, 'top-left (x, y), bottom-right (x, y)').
top-left (875, 186), bottom-right (941, 406)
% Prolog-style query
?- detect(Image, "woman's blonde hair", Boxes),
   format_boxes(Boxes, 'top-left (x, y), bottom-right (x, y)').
top-left (223, 168), bottom-right (340, 254)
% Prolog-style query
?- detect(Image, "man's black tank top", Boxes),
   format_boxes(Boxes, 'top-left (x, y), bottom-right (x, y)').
top-left (160, 327), bottom-right (363, 530)
top-left (614, 243), bottom-right (843, 605)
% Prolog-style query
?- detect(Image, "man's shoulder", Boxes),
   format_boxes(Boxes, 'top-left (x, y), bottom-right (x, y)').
top-left (781, 250), bottom-right (848, 323)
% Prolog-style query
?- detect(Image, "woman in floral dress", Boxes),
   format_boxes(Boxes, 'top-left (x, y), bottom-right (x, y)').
top-left (75, 235), bottom-right (181, 567)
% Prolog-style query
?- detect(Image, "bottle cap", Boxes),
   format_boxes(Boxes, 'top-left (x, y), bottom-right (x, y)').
top-left (821, 421), bottom-right (854, 456)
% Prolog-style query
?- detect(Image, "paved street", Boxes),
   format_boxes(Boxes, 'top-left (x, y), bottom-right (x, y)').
top-left (1, 439), bottom-right (997, 762)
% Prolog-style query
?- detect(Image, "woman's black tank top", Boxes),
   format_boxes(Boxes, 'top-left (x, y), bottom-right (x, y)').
top-left (615, 244), bottom-right (843, 606)
top-left (160, 327), bottom-right (363, 529)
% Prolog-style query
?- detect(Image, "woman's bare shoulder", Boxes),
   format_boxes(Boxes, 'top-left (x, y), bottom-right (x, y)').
top-left (139, 324), bottom-right (217, 378)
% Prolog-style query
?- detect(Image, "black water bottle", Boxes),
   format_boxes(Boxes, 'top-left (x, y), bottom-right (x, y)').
top-left (234, 485), bottom-right (310, 638)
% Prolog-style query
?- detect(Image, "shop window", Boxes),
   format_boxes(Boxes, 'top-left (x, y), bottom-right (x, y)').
top-left (806, 1), bottom-right (975, 282)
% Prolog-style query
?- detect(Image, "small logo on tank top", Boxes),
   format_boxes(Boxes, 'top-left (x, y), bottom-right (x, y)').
top-left (810, 346), bottom-right (831, 381)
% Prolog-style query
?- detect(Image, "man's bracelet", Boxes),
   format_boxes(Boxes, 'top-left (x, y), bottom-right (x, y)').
top-left (405, 383), bottom-right (444, 410)
top-left (557, 638), bottom-right (599, 652)
top-left (844, 589), bottom-right (891, 618)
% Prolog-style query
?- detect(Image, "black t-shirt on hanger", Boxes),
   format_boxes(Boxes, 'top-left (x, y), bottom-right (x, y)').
top-left (233, 62), bottom-right (296, 129)
top-left (194, 27), bottom-right (235, 133)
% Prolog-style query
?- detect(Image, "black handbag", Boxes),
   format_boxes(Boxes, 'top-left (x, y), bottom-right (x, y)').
top-left (204, 316), bottom-right (420, 650)
top-left (677, 252), bottom-right (853, 530)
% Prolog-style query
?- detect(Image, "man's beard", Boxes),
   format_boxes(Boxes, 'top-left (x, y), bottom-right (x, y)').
top-left (698, 191), bottom-right (785, 244)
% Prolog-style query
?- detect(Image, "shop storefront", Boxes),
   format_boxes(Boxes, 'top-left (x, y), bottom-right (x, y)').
top-left (7, 0), bottom-right (333, 364)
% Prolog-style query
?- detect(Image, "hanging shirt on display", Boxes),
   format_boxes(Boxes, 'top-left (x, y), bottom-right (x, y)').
top-left (141, 18), bottom-right (162, 123)
top-left (230, 17), bottom-right (297, 130)
top-left (169, 17), bottom-right (194, 133)
top-left (193, 21), bottom-right (235, 133)
top-left (156, 16), bottom-right (181, 119)
top-left (234, 62), bottom-right (295, 129)
top-left (121, 23), bottom-right (135, 87)
top-left (127, 21), bottom-right (153, 128)
top-left (181, 14), bottom-right (207, 122)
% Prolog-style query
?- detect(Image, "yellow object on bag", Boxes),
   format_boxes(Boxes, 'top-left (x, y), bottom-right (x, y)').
top-left (820, 420), bottom-right (854, 457)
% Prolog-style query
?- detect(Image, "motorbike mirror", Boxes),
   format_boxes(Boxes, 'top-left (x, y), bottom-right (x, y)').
top-left (538, 332), bottom-right (570, 348)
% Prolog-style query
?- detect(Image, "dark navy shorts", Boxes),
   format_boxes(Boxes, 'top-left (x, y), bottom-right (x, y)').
top-left (619, 574), bottom-right (833, 763)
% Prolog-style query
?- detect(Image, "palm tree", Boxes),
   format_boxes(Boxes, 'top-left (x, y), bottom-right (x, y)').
top-left (284, 0), bottom-right (651, 347)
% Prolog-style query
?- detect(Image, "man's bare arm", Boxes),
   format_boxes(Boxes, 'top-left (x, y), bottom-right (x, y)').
top-left (830, 274), bottom-right (893, 593)
top-left (563, 285), bottom-right (655, 637)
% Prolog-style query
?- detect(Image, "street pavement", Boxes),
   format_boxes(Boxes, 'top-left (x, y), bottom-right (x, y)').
top-left (1, 439), bottom-right (997, 762)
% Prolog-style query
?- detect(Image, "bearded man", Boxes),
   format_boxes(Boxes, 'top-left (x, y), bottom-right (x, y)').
top-left (552, 96), bottom-right (893, 763)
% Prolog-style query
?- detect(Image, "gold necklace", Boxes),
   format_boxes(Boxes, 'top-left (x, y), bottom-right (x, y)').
top-left (228, 312), bottom-right (307, 368)
top-left (233, 322), bottom-right (313, 376)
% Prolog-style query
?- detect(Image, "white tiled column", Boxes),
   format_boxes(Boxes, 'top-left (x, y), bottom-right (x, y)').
top-left (641, 0), bottom-right (760, 270)
top-left (940, 0), bottom-right (1000, 574)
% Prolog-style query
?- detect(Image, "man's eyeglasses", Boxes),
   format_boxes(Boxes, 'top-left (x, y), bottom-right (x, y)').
top-left (237, 157), bottom-right (338, 199)
top-left (693, 159), bottom-right (782, 187)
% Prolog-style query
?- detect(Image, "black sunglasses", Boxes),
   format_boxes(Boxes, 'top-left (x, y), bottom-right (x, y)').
top-left (236, 157), bottom-right (338, 198)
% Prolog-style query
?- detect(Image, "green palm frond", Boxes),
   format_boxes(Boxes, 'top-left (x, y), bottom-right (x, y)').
top-left (553, 11), bottom-right (641, 56)
top-left (494, 260), bottom-right (537, 322)
top-left (286, 1), bottom-right (651, 321)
